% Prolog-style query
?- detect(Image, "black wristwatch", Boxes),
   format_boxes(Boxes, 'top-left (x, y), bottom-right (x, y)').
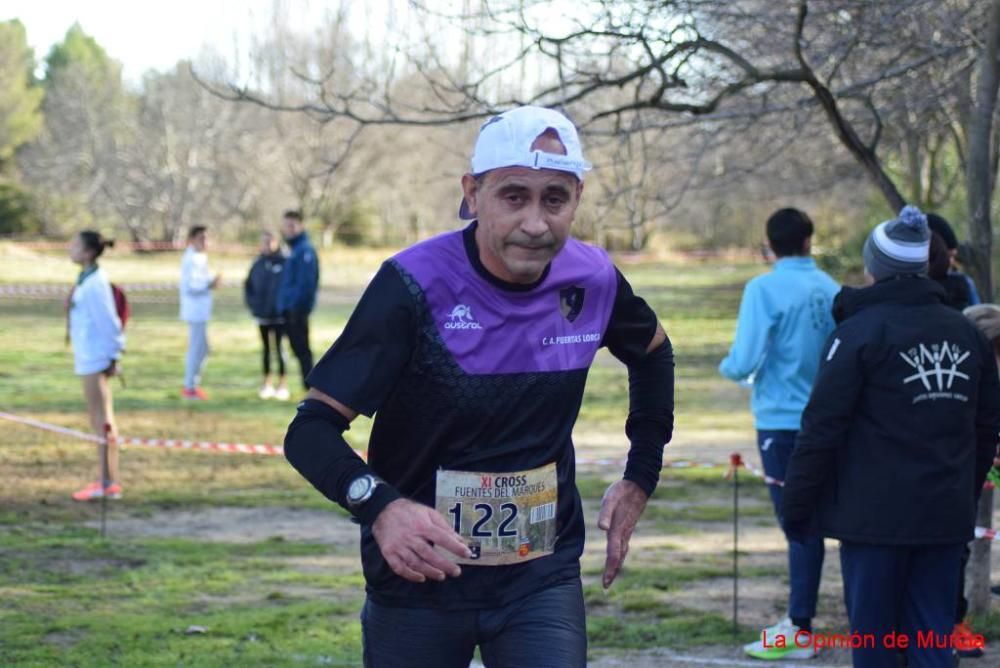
top-left (346, 474), bottom-right (383, 509)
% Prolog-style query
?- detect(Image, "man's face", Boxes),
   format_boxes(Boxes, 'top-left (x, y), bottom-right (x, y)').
top-left (281, 217), bottom-right (302, 240)
top-left (462, 131), bottom-right (583, 284)
top-left (462, 167), bottom-right (582, 284)
top-left (190, 232), bottom-right (206, 252)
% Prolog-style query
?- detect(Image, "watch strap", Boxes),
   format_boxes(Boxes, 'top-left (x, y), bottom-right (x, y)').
top-left (353, 483), bottom-right (402, 527)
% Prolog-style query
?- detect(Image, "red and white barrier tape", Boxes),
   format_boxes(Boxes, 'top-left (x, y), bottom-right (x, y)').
top-left (6, 411), bottom-right (1000, 541)
top-left (7, 240), bottom-right (253, 252)
top-left (725, 453), bottom-right (783, 487)
top-left (0, 282), bottom-right (180, 297)
top-left (0, 284), bottom-right (61, 296)
top-left (976, 527), bottom-right (1000, 541)
top-left (0, 281), bottom-right (243, 296)
top-left (2, 411), bottom-right (726, 470)
top-left (116, 435), bottom-right (284, 456)
top-left (0, 282), bottom-right (239, 303)
top-left (0, 411), bottom-right (291, 457)
top-left (0, 411), bottom-right (105, 444)
top-left (740, 460), bottom-right (785, 487)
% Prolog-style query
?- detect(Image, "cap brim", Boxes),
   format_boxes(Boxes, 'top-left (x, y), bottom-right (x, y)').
top-left (458, 198), bottom-right (474, 220)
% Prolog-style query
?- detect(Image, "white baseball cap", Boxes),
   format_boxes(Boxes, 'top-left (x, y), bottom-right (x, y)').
top-left (459, 106), bottom-right (592, 220)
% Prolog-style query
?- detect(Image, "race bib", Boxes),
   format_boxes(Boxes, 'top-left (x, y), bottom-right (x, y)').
top-left (435, 463), bottom-right (558, 566)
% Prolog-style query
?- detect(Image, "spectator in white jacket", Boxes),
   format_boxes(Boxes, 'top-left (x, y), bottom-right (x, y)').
top-left (180, 226), bottom-right (221, 399)
top-left (68, 231), bottom-right (126, 501)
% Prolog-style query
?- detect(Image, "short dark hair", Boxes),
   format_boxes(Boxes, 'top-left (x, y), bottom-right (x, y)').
top-left (766, 208), bottom-right (814, 257)
top-left (283, 210), bottom-right (303, 221)
top-left (188, 225), bottom-right (207, 239)
top-left (926, 213), bottom-right (958, 250)
top-left (78, 230), bottom-right (114, 258)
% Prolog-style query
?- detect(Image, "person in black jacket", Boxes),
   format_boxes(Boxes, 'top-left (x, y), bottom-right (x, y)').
top-left (783, 206), bottom-right (1000, 668)
top-left (928, 232), bottom-right (972, 311)
top-left (244, 231), bottom-right (289, 400)
top-left (927, 213), bottom-right (981, 307)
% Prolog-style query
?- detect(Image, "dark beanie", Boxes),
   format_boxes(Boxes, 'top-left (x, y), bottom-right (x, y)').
top-left (926, 213), bottom-right (958, 250)
top-left (862, 205), bottom-right (930, 281)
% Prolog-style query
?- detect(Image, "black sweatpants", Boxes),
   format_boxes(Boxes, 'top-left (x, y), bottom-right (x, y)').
top-left (258, 324), bottom-right (287, 377)
top-left (284, 310), bottom-right (313, 388)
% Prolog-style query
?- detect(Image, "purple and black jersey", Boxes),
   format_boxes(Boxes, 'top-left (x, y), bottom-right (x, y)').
top-left (306, 223), bottom-right (664, 609)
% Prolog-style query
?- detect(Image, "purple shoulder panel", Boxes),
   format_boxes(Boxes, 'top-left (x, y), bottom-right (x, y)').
top-left (394, 232), bottom-right (617, 374)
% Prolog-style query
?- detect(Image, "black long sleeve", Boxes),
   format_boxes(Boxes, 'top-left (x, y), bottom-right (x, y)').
top-left (601, 267), bottom-right (674, 496)
top-left (622, 337), bottom-right (675, 496)
top-left (284, 398), bottom-right (401, 525)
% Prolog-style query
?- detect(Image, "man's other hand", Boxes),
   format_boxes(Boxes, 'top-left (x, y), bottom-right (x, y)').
top-left (372, 498), bottom-right (471, 583)
top-left (597, 479), bottom-right (648, 589)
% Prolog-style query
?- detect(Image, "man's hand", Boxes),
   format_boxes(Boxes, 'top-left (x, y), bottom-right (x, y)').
top-left (211, 274), bottom-right (223, 289)
top-left (597, 479), bottom-right (648, 589)
top-left (372, 498), bottom-right (471, 583)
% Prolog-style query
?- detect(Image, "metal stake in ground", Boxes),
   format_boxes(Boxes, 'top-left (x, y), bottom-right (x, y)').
top-left (730, 452), bottom-right (743, 637)
top-left (100, 423), bottom-right (111, 539)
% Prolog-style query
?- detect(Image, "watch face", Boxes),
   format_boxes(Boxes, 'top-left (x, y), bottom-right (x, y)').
top-left (348, 476), bottom-right (372, 503)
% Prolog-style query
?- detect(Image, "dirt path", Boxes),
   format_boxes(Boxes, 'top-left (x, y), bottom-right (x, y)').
top-left (90, 506), bottom-right (359, 546)
top-left (90, 503), bottom-right (1000, 667)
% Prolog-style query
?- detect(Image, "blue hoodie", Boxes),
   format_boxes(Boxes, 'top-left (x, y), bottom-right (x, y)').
top-left (277, 232), bottom-right (319, 315)
top-left (719, 256), bottom-right (839, 430)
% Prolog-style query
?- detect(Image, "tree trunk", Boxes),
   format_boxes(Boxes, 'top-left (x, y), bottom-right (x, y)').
top-left (965, 0), bottom-right (1000, 303)
top-left (965, 0), bottom-right (1000, 619)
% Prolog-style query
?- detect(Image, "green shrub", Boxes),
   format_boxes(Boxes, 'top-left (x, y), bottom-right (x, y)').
top-left (333, 200), bottom-right (381, 247)
top-left (0, 179), bottom-right (41, 236)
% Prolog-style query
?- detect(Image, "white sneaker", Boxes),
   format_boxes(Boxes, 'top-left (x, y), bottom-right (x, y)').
top-left (743, 617), bottom-right (817, 660)
top-left (258, 384), bottom-right (275, 399)
top-left (274, 386), bottom-right (290, 401)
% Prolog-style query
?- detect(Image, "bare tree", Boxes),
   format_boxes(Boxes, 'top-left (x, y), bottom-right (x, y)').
top-left (216, 1), bottom-right (998, 271)
top-left (964, 0), bottom-right (1000, 618)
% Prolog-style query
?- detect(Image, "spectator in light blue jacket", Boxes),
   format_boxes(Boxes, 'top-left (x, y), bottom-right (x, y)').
top-left (277, 210), bottom-right (319, 389)
top-left (719, 208), bottom-right (840, 660)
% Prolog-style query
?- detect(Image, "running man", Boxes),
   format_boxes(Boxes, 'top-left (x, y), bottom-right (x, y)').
top-left (284, 106), bottom-right (675, 667)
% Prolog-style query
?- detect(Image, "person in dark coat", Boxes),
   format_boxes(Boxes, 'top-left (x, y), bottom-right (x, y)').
top-left (276, 210), bottom-right (320, 389)
top-left (245, 230), bottom-right (289, 400)
top-left (928, 232), bottom-right (972, 311)
top-left (782, 205), bottom-right (1000, 668)
top-left (927, 212), bottom-right (980, 306)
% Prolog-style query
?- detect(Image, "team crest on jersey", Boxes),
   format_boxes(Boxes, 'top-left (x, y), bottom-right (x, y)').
top-left (444, 304), bottom-right (483, 330)
top-left (899, 340), bottom-right (971, 403)
top-left (559, 286), bottom-right (585, 322)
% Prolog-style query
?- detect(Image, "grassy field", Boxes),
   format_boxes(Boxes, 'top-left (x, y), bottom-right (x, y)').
top-left (1, 241), bottom-right (997, 666)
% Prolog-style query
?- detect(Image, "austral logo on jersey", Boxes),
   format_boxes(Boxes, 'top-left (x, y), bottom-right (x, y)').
top-left (560, 286), bottom-right (585, 322)
top-left (444, 304), bottom-right (483, 330)
top-left (900, 340), bottom-right (971, 403)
